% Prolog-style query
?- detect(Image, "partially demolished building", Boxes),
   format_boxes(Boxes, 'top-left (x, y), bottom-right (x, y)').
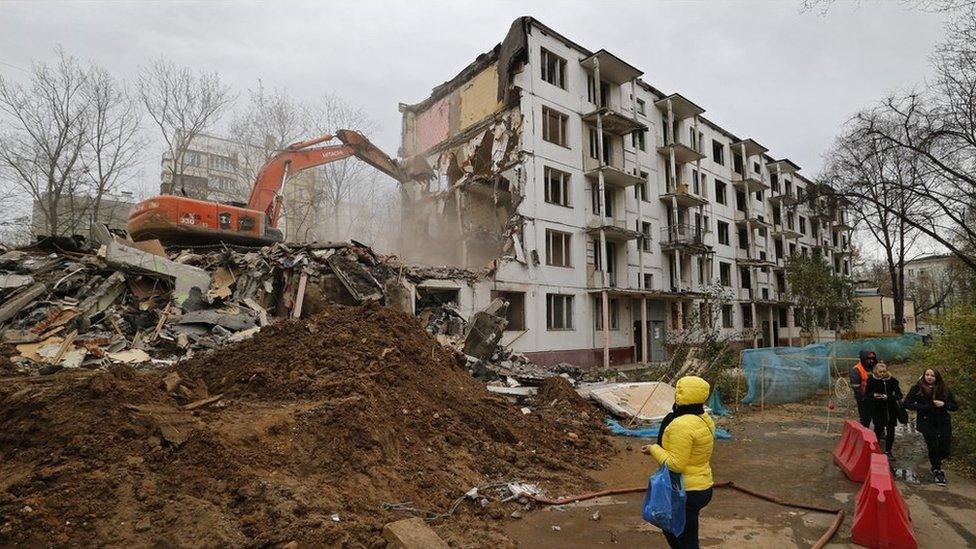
top-left (398, 17), bottom-right (853, 368)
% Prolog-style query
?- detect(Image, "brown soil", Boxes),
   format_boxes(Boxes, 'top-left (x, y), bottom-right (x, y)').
top-left (0, 304), bottom-right (615, 547)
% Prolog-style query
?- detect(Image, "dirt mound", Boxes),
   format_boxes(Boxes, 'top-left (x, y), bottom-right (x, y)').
top-left (0, 305), bottom-right (615, 547)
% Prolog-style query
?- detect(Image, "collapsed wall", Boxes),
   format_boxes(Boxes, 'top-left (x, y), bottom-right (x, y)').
top-left (398, 18), bottom-right (531, 270)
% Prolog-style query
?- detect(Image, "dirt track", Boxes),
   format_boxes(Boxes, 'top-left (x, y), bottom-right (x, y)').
top-left (506, 365), bottom-right (976, 547)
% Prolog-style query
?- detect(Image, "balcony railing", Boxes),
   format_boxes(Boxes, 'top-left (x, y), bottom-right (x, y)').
top-left (660, 224), bottom-right (706, 248)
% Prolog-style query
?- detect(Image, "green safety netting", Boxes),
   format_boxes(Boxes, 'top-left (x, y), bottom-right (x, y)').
top-left (740, 334), bottom-right (923, 405)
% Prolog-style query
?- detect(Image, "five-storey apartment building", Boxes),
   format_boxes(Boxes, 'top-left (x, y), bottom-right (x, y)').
top-left (398, 17), bottom-right (853, 368)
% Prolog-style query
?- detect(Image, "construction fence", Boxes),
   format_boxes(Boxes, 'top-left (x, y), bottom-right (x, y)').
top-left (740, 334), bottom-right (923, 405)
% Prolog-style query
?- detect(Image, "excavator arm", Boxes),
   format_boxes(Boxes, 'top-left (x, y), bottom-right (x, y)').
top-left (246, 130), bottom-right (404, 229)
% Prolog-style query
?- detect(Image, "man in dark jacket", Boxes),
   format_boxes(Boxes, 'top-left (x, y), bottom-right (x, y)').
top-left (850, 350), bottom-right (878, 427)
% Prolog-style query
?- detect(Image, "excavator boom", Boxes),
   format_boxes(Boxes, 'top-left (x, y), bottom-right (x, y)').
top-left (128, 130), bottom-right (403, 246)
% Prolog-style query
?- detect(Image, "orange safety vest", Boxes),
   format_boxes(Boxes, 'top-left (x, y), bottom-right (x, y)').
top-left (854, 362), bottom-right (869, 397)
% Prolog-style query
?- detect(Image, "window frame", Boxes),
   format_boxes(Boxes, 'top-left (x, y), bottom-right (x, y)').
top-left (545, 228), bottom-right (572, 267)
top-left (546, 293), bottom-right (575, 330)
top-left (540, 48), bottom-right (567, 89)
top-left (542, 106), bottom-right (569, 147)
top-left (543, 166), bottom-right (571, 207)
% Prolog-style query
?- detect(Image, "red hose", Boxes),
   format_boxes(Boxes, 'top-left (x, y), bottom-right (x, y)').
top-left (525, 480), bottom-right (845, 547)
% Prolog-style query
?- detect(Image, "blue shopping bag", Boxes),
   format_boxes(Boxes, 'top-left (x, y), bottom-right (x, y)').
top-left (641, 462), bottom-right (687, 535)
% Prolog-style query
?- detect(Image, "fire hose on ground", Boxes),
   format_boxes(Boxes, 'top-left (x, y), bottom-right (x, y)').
top-left (525, 480), bottom-right (845, 549)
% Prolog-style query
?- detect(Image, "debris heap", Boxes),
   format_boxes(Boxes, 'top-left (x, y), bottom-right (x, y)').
top-left (0, 304), bottom-right (613, 547)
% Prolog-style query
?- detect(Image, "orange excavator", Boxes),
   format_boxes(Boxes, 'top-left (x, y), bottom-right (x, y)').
top-left (127, 130), bottom-right (404, 246)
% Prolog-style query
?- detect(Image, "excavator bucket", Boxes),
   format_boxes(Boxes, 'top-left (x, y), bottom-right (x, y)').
top-left (335, 130), bottom-right (406, 182)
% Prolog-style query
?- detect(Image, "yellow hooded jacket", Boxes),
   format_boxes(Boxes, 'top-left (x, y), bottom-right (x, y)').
top-left (650, 376), bottom-right (715, 491)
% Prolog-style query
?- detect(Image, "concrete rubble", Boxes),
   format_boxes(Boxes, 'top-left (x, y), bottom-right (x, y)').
top-left (0, 232), bottom-right (566, 383)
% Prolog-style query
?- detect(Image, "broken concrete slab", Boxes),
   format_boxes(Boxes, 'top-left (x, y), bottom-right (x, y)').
top-left (579, 382), bottom-right (676, 422)
top-left (0, 273), bottom-right (34, 289)
top-left (462, 299), bottom-right (508, 360)
top-left (176, 310), bottom-right (256, 331)
top-left (326, 254), bottom-right (383, 302)
top-left (0, 283), bottom-right (48, 325)
top-left (382, 518), bottom-right (450, 549)
top-left (103, 239), bottom-right (210, 306)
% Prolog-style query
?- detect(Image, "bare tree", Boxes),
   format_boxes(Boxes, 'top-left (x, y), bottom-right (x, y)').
top-left (824, 117), bottom-right (928, 332)
top-left (83, 64), bottom-right (142, 225)
top-left (138, 58), bottom-right (233, 195)
top-left (0, 48), bottom-right (90, 237)
top-left (822, 7), bottom-right (976, 277)
top-left (227, 81), bottom-right (312, 189)
top-left (284, 93), bottom-right (389, 243)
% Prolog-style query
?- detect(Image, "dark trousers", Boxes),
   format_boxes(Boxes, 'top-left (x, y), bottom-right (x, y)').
top-left (873, 419), bottom-right (895, 453)
top-left (922, 431), bottom-right (952, 470)
top-left (856, 401), bottom-right (871, 427)
top-left (664, 487), bottom-right (713, 549)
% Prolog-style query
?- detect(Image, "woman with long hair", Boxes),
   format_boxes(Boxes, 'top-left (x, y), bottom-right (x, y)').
top-left (865, 362), bottom-right (903, 457)
top-left (903, 368), bottom-right (959, 485)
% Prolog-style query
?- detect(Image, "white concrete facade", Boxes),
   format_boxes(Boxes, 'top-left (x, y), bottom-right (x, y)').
top-left (401, 18), bottom-right (853, 368)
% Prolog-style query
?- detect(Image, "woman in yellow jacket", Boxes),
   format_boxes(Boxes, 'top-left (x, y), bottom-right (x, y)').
top-left (642, 376), bottom-right (715, 549)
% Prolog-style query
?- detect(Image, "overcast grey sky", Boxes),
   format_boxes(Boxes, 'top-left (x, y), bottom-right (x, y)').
top-left (0, 0), bottom-right (949, 194)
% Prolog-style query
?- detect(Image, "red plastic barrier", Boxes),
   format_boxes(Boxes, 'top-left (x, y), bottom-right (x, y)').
top-left (833, 420), bottom-right (882, 482)
top-left (852, 453), bottom-right (917, 549)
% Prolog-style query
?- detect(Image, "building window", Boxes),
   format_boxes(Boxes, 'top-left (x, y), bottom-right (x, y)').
top-left (736, 190), bottom-right (747, 212)
top-left (738, 227), bottom-right (749, 250)
top-left (742, 304), bottom-right (753, 328)
top-left (587, 76), bottom-right (609, 106)
top-left (588, 129), bottom-right (612, 161)
top-left (183, 150), bottom-right (203, 167)
top-left (209, 154), bottom-right (235, 172)
top-left (715, 180), bottom-right (727, 205)
top-left (631, 130), bottom-right (646, 151)
top-left (540, 48), bottom-right (567, 89)
top-left (545, 229), bottom-right (572, 267)
top-left (636, 98), bottom-right (646, 115)
top-left (638, 221), bottom-right (652, 252)
top-left (732, 152), bottom-right (744, 175)
top-left (544, 166), bottom-right (570, 207)
top-left (642, 272), bottom-right (653, 290)
top-left (799, 216), bottom-right (807, 235)
top-left (594, 297), bottom-right (620, 330)
top-left (542, 106), bottom-right (568, 146)
top-left (740, 267), bottom-right (752, 288)
top-left (712, 140), bottom-right (725, 165)
top-left (547, 294), bottom-right (574, 330)
top-left (634, 171), bottom-right (649, 201)
top-left (591, 185), bottom-right (614, 217)
top-left (717, 221), bottom-right (730, 245)
top-left (490, 291), bottom-right (526, 331)
top-left (719, 262), bottom-right (732, 286)
top-left (722, 304), bottom-right (734, 328)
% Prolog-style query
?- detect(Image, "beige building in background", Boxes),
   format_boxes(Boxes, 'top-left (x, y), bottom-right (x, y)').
top-left (855, 290), bottom-right (917, 335)
top-left (30, 191), bottom-right (135, 240)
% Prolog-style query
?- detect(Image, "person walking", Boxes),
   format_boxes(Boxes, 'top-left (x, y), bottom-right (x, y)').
top-left (850, 350), bottom-right (878, 427)
top-left (865, 362), bottom-right (903, 457)
top-left (641, 376), bottom-right (715, 549)
top-left (903, 368), bottom-right (959, 486)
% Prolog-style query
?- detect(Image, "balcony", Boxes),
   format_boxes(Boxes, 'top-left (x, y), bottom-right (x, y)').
top-left (583, 164), bottom-right (645, 189)
top-left (734, 211), bottom-right (772, 230)
top-left (766, 158), bottom-right (801, 175)
top-left (659, 224), bottom-right (709, 253)
top-left (731, 138), bottom-right (769, 159)
top-left (585, 219), bottom-right (640, 242)
top-left (587, 267), bottom-right (619, 289)
top-left (735, 248), bottom-right (776, 268)
top-left (582, 107), bottom-right (647, 135)
top-left (771, 224), bottom-right (802, 240)
top-left (832, 213), bottom-right (854, 231)
top-left (732, 172), bottom-right (770, 193)
top-left (656, 133), bottom-right (706, 165)
top-left (580, 49), bottom-right (643, 85)
top-left (654, 93), bottom-right (706, 121)
top-left (738, 288), bottom-right (752, 301)
top-left (659, 182), bottom-right (708, 208)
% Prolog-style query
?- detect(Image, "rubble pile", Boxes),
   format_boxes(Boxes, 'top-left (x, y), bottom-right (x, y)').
top-left (0, 236), bottom-right (546, 381)
top-left (0, 304), bottom-right (614, 547)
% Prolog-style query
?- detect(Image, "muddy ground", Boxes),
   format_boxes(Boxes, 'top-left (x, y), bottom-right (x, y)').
top-left (506, 363), bottom-right (976, 547)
